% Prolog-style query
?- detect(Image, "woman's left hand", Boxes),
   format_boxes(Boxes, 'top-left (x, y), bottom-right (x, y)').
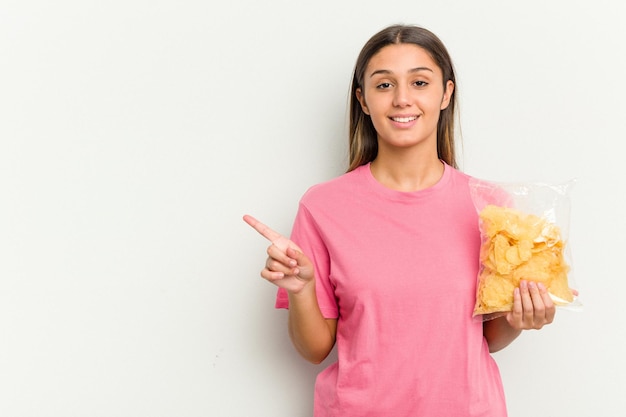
top-left (506, 280), bottom-right (555, 330)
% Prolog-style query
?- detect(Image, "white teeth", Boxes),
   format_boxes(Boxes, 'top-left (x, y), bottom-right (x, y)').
top-left (392, 116), bottom-right (417, 123)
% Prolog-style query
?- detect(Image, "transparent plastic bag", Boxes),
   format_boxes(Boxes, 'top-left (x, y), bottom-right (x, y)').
top-left (469, 178), bottom-right (582, 320)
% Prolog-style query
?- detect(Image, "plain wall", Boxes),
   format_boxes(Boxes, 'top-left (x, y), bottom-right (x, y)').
top-left (1, 1), bottom-right (625, 416)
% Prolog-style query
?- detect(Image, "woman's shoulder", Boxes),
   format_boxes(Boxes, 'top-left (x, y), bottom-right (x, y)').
top-left (446, 164), bottom-right (473, 181)
top-left (300, 166), bottom-right (365, 204)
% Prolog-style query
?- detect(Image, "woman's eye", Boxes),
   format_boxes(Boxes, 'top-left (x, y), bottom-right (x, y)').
top-left (414, 80), bottom-right (428, 87)
top-left (376, 82), bottom-right (392, 89)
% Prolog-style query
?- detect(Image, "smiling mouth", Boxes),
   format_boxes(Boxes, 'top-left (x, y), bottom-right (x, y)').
top-left (390, 116), bottom-right (418, 123)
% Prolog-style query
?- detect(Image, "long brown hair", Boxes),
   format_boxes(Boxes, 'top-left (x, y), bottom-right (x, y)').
top-left (348, 25), bottom-right (458, 172)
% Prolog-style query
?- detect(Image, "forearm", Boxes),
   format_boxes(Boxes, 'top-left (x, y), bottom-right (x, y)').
top-left (287, 283), bottom-right (336, 364)
top-left (483, 315), bottom-right (522, 353)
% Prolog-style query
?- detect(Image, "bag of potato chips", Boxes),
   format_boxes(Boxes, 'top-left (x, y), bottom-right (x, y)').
top-left (469, 178), bottom-right (582, 319)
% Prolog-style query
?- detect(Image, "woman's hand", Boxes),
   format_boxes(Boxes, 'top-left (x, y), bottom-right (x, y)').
top-left (505, 280), bottom-right (555, 330)
top-left (244, 215), bottom-right (336, 363)
top-left (243, 215), bottom-right (315, 294)
top-left (484, 280), bottom-right (557, 352)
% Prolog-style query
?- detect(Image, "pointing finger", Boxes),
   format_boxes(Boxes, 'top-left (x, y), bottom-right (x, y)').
top-left (243, 215), bottom-right (282, 241)
top-left (243, 214), bottom-right (291, 251)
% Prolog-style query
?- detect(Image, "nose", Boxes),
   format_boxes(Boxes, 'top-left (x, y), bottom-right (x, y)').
top-left (393, 85), bottom-right (410, 107)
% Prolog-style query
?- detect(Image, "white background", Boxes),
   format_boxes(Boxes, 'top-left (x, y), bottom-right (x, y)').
top-left (1, 1), bottom-right (625, 416)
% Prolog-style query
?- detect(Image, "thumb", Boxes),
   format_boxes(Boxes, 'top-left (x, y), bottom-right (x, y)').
top-left (286, 247), bottom-right (306, 265)
top-left (286, 247), bottom-right (314, 280)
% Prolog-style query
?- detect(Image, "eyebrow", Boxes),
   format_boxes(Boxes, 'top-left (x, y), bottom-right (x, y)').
top-left (369, 67), bottom-right (434, 78)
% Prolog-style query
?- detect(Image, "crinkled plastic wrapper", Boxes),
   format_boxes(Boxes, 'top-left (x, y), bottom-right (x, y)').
top-left (469, 178), bottom-right (582, 320)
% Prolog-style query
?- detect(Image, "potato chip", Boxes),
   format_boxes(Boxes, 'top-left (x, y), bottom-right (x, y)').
top-left (473, 205), bottom-right (574, 316)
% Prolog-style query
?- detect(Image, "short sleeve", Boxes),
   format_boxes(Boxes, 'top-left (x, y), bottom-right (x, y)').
top-left (275, 202), bottom-right (338, 319)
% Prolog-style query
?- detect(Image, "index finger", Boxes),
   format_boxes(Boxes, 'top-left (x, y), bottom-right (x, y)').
top-left (242, 214), bottom-right (290, 251)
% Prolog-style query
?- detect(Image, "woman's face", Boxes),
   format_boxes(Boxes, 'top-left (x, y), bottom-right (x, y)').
top-left (356, 43), bottom-right (454, 154)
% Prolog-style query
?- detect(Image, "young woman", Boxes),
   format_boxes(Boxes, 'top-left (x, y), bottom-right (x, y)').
top-left (244, 24), bottom-right (555, 417)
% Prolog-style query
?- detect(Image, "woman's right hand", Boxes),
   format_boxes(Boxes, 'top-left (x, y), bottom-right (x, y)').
top-left (243, 215), bottom-right (315, 294)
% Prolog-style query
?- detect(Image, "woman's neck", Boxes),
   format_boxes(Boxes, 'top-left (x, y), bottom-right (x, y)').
top-left (369, 149), bottom-right (444, 192)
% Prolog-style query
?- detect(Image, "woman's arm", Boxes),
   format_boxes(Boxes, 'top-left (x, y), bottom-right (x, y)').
top-left (483, 280), bottom-right (555, 353)
top-left (244, 215), bottom-right (337, 364)
top-left (288, 284), bottom-right (337, 363)
top-left (483, 316), bottom-right (522, 353)
top-left (282, 249), bottom-right (337, 364)
top-left (263, 244), bottom-right (338, 363)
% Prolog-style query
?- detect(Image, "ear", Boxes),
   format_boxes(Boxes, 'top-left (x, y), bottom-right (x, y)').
top-left (356, 88), bottom-right (370, 115)
top-left (440, 80), bottom-right (455, 110)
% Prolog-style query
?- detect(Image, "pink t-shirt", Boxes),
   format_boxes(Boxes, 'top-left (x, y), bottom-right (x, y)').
top-left (276, 163), bottom-right (507, 417)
